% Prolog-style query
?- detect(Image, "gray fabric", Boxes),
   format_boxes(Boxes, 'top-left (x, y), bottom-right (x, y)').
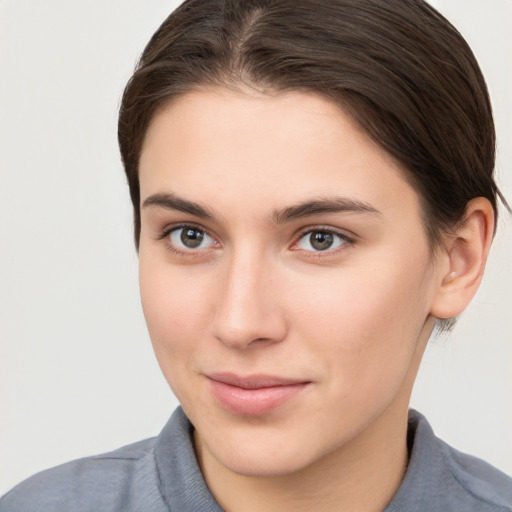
top-left (1, 408), bottom-right (511, 511)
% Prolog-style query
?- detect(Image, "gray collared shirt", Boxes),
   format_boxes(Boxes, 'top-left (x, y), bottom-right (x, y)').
top-left (1, 407), bottom-right (511, 511)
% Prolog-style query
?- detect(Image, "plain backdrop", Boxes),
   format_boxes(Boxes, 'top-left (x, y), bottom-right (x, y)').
top-left (1, 0), bottom-right (511, 495)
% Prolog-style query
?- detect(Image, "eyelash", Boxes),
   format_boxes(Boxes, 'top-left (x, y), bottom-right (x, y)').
top-left (156, 223), bottom-right (354, 257)
top-left (291, 226), bottom-right (354, 257)
top-left (157, 223), bottom-right (218, 257)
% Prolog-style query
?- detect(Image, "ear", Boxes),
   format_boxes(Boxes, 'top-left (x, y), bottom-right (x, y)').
top-left (430, 197), bottom-right (495, 320)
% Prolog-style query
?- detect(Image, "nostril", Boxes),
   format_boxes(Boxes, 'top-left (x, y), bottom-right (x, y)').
top-left (212, 318), bottom-right (287, 350)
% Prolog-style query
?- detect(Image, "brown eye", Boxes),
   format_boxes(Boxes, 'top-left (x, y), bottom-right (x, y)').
top-left (180, 228), bottom-right (204, 248)
top-left (310, 231), bottom-right (334, 251)
top-left (296, 229), bottom-right (349, 252)
top-left (169, 226), bottom-right (214, 250)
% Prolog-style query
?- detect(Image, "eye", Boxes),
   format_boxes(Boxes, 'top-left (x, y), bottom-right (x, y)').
top-left (295, 229), bottom-right (349, 252)
top-left (168, 226), bottom-right (216, 251)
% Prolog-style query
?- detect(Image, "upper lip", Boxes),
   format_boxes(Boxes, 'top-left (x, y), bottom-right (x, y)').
top-left (207, 372), bottom-right (310, 389)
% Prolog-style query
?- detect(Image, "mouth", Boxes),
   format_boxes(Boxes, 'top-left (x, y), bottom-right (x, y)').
top-left (206, 372), bottom-right (311, 416)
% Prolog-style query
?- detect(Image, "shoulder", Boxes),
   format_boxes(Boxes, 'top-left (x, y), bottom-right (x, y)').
top-left (0, 408), bottom-right (212, 512)
top-left (437, 436), bottom-right (512, 511)
top-left (389, 410), bottom-right (512, 512)
top-left (0, 437), bottom-right (163, 512)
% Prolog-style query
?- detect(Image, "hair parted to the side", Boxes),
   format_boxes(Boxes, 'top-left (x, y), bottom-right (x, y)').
top-left (118, 0), bottom-right (505, 330)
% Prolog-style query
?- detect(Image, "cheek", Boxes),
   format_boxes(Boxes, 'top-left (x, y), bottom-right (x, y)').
top-left (286, 252), bottom-right (433, 391)
top-left (139, 260), bottom-right (213, 369)
top-left (139, 259), bottom-right (221, 409)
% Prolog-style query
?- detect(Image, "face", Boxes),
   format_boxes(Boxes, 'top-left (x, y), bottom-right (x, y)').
top-left (138, 88), bottom-right (441, 477)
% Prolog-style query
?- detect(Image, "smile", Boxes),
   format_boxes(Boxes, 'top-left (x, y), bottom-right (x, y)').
top-left (207, 373), bottom-right (311, 416)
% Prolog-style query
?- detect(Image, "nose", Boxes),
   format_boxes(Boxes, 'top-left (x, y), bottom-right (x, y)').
top-left (211, 250), bottom-right (288, 349)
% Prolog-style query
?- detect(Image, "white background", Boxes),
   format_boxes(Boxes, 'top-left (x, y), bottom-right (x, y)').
top-left (1, 0), bottom-right (511, 495)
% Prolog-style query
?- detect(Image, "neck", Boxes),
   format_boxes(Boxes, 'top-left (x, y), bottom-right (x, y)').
top-left (195, 402), bottom-right (410, 512)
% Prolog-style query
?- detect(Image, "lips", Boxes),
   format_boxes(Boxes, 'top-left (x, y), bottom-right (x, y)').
top-left (207, 373), bottom-right (310, 416)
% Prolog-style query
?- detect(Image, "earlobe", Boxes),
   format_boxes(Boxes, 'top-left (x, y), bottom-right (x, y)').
top-left (430, 197), bottom-right (495, 320)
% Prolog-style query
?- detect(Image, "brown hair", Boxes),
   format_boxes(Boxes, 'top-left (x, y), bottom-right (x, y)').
top-left (118, 0), bottom-right (503, 252)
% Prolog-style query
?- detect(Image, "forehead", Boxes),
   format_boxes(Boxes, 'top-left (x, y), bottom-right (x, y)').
top-left (138, 88), bottom-right (421, 221)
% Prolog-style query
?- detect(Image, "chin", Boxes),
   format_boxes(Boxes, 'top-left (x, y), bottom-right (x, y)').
top-left (198, 419), bottom-right (337, 479)
top-left (217, 445), bottom-right (315, 478)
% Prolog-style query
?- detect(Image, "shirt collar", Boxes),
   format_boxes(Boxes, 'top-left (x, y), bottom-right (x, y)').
top-left (154, 407), bottom-right (448, 512)
top-left (155, 407), bottom-right (223, 511)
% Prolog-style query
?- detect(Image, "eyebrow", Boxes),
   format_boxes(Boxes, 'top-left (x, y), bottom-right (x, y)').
top-left (142, 193), bottom-right (214, 219)
top-left (142, 192), bottom-right (380, 223)
top-left (272, 197), bottom-right (381, 224)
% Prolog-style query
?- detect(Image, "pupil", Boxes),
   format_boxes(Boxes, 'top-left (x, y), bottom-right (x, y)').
top-left (311, 231), bottom-right (333, 251)
top-left (181, 228), bottom-right (204, 248)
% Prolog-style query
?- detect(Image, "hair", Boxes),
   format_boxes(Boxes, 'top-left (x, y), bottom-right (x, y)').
top-left (118, 0), bottom-right (505, 328)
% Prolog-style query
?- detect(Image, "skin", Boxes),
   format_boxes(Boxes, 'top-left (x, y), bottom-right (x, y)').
top-left (137, 88), bottom-right (494, 512)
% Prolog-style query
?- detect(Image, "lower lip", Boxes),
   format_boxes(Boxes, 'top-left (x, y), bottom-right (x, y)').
top-left (208, 379), bottom-right (309, 416)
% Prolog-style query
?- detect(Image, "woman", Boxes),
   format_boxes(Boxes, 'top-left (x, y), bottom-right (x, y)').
top-left (1, 0), bottom-right (511, 510)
